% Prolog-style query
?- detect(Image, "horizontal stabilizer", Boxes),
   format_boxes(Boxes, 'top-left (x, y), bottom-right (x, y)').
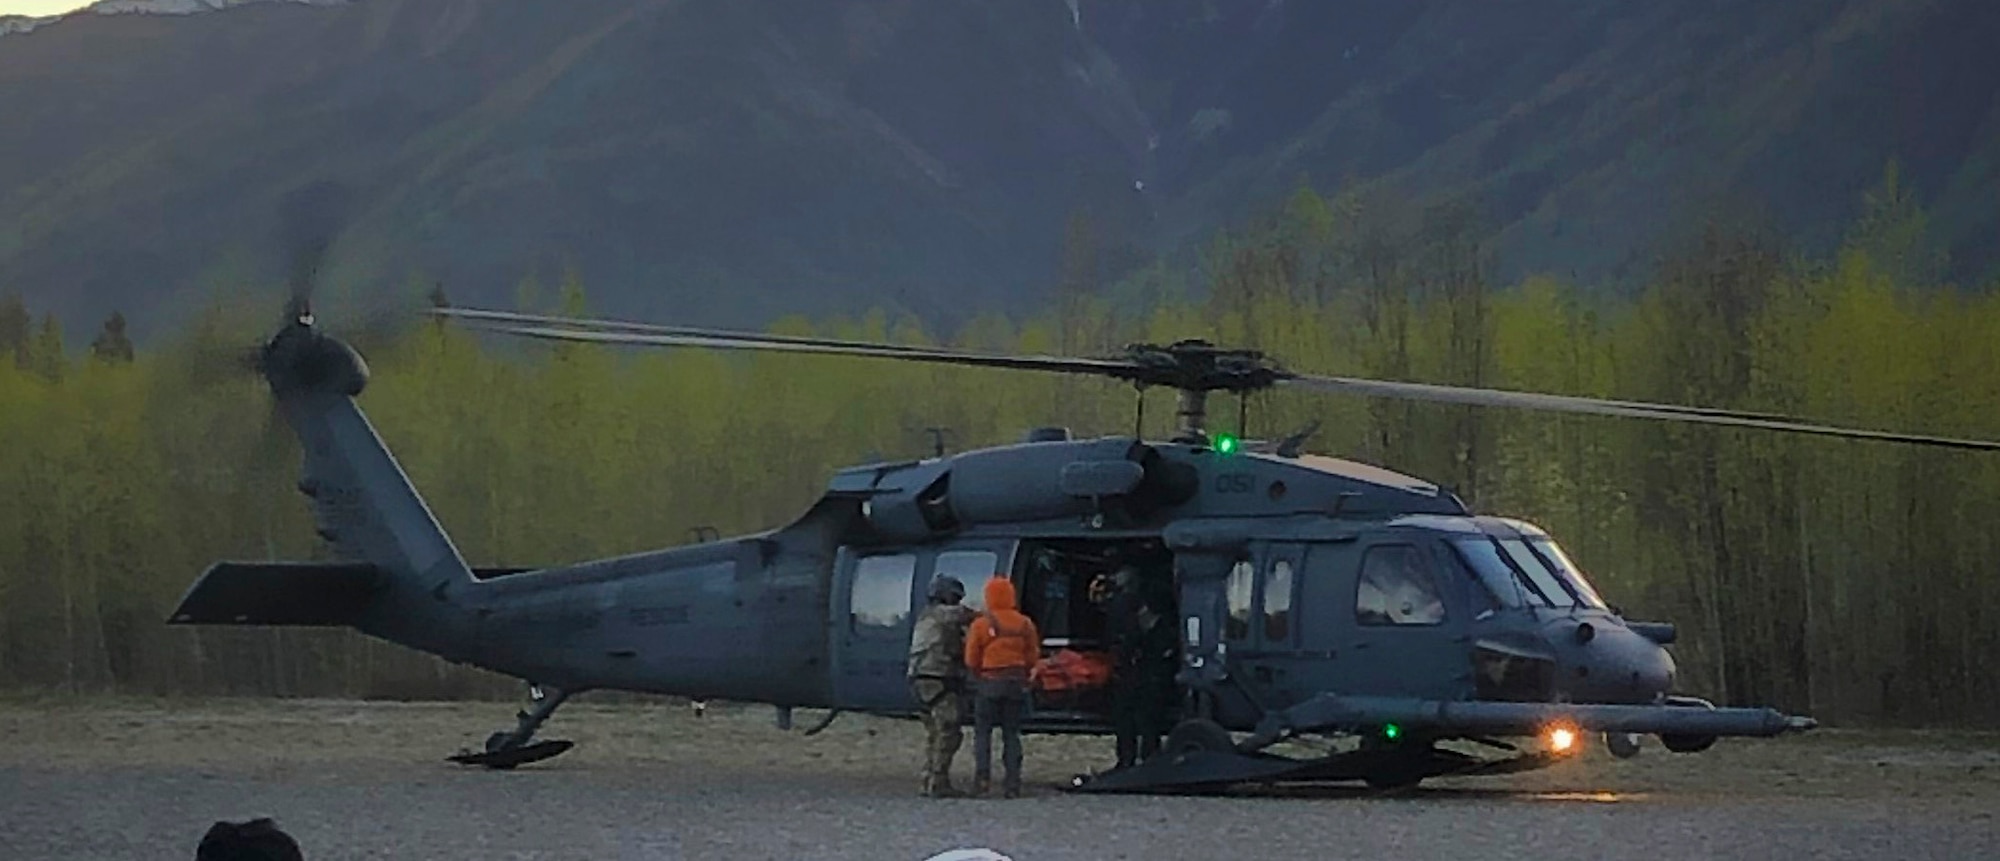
top-left (169, 562), bottom-right (384, 626)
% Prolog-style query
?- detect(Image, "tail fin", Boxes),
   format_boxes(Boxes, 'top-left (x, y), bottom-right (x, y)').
top-left (285, 386), bottom-right (475, 592)
top-left (192, 322), bottom-right (479, 656)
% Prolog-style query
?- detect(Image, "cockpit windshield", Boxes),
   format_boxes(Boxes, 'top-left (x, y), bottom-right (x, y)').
top-left (1450, 539), bottom-right (1539, 608)
top-left (1496, 538), bottom-right (1576, 609)
top-left (1448, 535), bottom-right (1608, 611)
top-left (1526, 537), bottom-right (1609, 609)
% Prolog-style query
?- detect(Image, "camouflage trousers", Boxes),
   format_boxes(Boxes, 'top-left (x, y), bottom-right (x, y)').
top-left (911, 678), bottom-right (964, 788)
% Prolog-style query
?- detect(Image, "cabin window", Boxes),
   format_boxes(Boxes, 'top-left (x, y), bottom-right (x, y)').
top-left (1263, 559), bottom-right (1293, 642)
top-left (1356, 545), bottom-right (1446, 626)
top-left (1224, 559), bottom-right (1254, 640)
top-left (850, 554), bottom-right (917, 632)
top-left (934, 550), bottom-right (998, 611)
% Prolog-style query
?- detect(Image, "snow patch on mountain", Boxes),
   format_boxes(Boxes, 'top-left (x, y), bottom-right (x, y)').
top-left (0, 10), bottom-right (74, 35)
top-left (0, 15), bottom-right (53, 36)
top-left (1, 0), bottom-right (348, 38)
top-left (87, 0), bottom-right (350, 15)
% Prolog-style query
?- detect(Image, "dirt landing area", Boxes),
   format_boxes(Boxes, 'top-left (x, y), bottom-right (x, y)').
top-left (2, 698), bottom-right (1995, 860)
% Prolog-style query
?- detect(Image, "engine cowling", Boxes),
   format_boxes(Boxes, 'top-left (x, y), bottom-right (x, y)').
top-left (848, 437), bottom-right (1194, 541)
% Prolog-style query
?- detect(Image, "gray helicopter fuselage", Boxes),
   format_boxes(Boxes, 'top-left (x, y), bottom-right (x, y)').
top-left (360, 434), bottom-right (1681, 736)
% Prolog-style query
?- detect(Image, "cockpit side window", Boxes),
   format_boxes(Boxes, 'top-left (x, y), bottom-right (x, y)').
top-left (1355, 545), bottom-right (1447, 626)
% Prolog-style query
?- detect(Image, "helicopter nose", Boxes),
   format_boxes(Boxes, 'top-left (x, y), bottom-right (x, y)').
top-left (1549, 619), bottom-right (1676, 704)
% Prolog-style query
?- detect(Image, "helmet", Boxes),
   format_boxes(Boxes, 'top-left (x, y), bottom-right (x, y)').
top-left (927, 575), bottom-right (966, 605)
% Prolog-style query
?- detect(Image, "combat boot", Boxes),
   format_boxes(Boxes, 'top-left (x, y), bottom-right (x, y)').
top-left (970, 775), bottom-right (990, 797)
top-left (1002, 779), bottom-right (1021, 799)
top-left (922, 773), bottom-right (963, 798)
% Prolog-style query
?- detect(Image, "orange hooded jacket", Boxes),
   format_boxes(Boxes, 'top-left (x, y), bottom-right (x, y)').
top-left (964, 578), bottom-right (1041, 680)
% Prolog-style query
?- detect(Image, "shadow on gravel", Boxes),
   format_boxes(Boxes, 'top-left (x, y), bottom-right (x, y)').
top-left (1062, 784), bottom-right (1650, 804)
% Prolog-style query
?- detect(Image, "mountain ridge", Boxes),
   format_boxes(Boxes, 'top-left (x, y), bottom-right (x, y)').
top-left (2, 0), bottom-right (1994, 341)
top-left (0, 0), bottom-right (345, 36)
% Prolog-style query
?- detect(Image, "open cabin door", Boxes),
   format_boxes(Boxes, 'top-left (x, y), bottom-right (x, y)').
top-left (830, 541), bottom-right (1016, 714)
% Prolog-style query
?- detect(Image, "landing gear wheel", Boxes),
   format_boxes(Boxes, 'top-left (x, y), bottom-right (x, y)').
top-left (1362, 764), bottom-right (1426, 791)
top-left (1662, 695), bottom-right (1719, 753)
top-left (1163, 719), bottom-right (1235, 756)
top-left (1661, 733), bottom-right (1717, 754)
top-left (1605, 731), bottom-right (1642, 759)
top-left (1359, 734), bottom-right (1430, 790)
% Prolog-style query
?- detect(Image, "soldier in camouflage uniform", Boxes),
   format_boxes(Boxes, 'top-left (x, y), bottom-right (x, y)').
top-left (908, 575), bottom-right (977, 797)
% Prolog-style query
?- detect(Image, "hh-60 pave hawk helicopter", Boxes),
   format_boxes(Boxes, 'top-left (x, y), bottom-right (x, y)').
top-left (169, 300), bottom-right (2000, 793)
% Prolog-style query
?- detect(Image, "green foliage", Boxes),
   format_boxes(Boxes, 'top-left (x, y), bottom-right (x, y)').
top-left (89, 312), bottom-right (135, 365)
top-left (0, 290), bottom-right (27, 368)
top-left (1, 193), bottom-right (1996, 723)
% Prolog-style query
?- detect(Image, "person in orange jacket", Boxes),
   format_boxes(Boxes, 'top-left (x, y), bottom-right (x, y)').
top-left (963, 576), bottom-right (1041, 797)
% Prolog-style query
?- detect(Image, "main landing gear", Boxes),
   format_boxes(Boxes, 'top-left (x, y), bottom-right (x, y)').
top-left (448, 684), bottom-right (577, 769)
top-left (1067, 719), bottom-right (1568, 794)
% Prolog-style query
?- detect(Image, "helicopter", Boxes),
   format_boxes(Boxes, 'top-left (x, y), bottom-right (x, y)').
top-left (166, 299), bottom-right (2000, 793)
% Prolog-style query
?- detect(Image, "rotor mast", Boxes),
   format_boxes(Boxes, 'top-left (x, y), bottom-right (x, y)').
top-left (1116, 340), bottom-right (1282, 446)
top-left (1174, 389), bottom-right (1210, 442)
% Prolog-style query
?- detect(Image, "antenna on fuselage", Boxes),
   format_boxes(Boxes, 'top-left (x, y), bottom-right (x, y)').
top-left (923, 427), bottom-right (954, 458)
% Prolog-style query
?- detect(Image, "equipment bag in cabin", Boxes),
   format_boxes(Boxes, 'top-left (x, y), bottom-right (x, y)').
top-left (1030, 649), bottom-right (1114, 692)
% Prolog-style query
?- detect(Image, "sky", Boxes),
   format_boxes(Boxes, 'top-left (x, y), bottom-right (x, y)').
top-left (0, 1), bottom-right (95, 16)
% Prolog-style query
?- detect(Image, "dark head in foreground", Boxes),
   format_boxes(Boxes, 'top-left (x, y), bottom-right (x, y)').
top-left (196, 818), bottom-right (303, 861)
top-left (168, 302), bottom-right (2000, 792)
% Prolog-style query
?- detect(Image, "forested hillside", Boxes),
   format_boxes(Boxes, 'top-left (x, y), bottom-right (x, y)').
top-left (2, 175), bottom-right (1996, 724)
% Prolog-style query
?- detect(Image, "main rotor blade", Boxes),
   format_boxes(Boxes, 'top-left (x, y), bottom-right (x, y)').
top-left (435, 307), bottom-right (1043, 356)
top-left (439, 307), bottom-right (2000, 451)
top-left (458, 319), bottom-right (1140, 377)
top-left (1282, 374), bottom-right (2000, 451)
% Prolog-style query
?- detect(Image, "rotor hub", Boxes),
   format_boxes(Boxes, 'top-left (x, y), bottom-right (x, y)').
top-left (260, 318), bottom-right (369, 397)
top-left (1112, 340), bottom-right (1286, 394)
top-left (1110, 340), bottom-right (1286, 442)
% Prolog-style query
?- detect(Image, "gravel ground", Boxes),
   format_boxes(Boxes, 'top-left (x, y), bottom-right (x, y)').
top-left (2, 698), bottom-right (1996, 860)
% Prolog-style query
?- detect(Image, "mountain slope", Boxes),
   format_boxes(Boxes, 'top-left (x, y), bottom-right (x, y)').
top-left (2, 0), bottom-right (1166, 333)
top-left (1, 0), bottom-right (1993, 339)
